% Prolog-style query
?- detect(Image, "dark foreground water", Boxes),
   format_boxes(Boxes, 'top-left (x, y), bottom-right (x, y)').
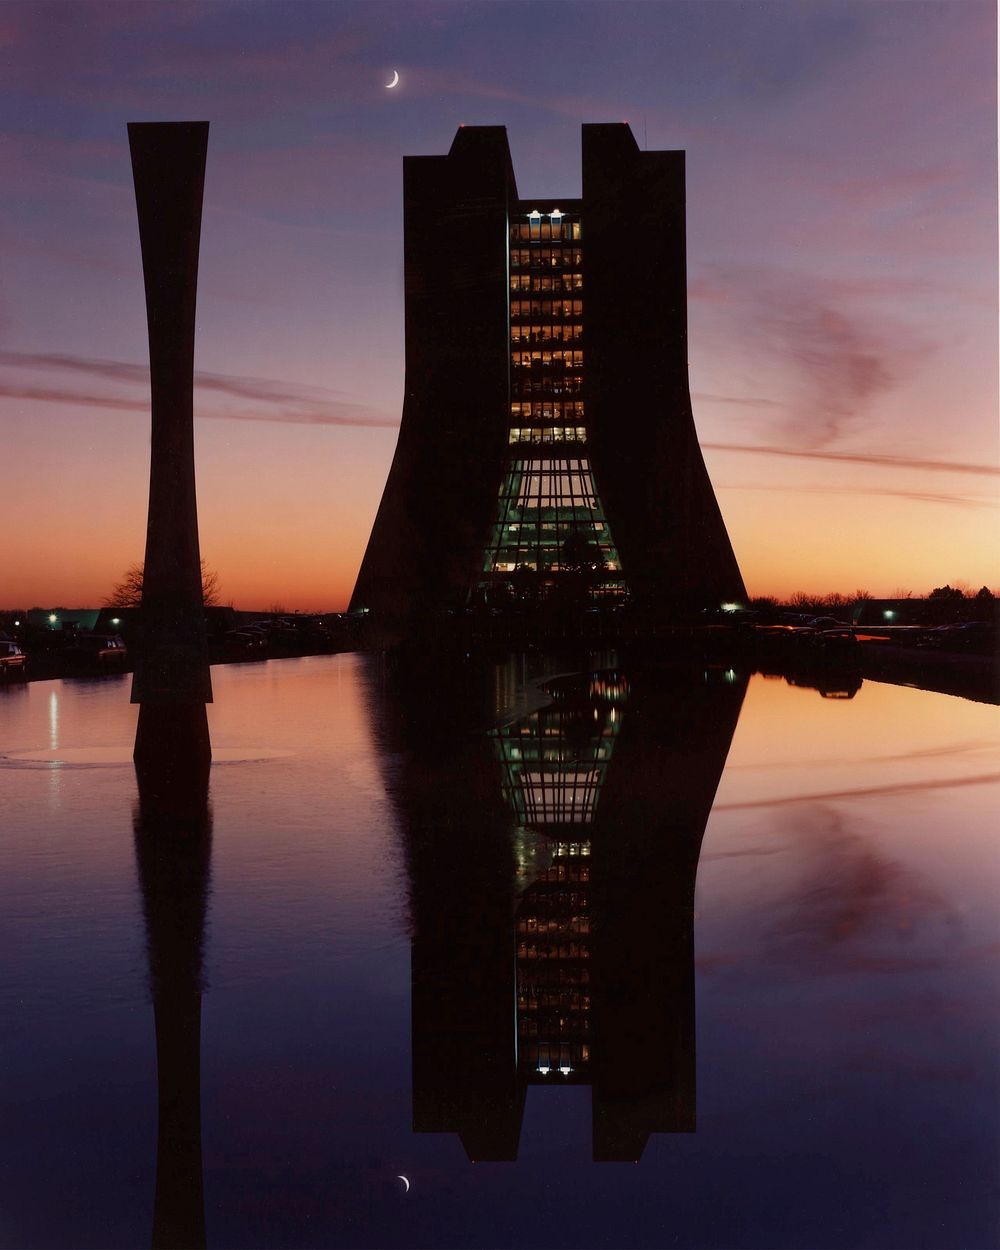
top-left (2, 653), bottom-right (999, 1250)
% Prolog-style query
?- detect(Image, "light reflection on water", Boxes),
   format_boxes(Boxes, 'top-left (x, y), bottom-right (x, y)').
top-left (0, 654), bottom-right (998, 1249)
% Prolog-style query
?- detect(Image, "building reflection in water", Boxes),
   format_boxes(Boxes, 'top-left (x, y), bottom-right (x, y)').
top-left (498, 672), bottom-right (622, 1095)
top-left (132, 723), bottom-right (212, 1250)
top-left (388, 656), bottom-right (747, 1163)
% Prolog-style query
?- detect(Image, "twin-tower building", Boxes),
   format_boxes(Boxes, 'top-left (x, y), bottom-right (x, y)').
top-left (351, 123), bottom-right (745, 624)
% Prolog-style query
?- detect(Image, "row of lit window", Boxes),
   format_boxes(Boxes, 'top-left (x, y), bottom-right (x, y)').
top-left (511, 298), bottom-right (583, 318)
top-left (511, 349), bottom-right (584, 369)
top-left (508, 737), bottom-right (614, 757)
top-left (493, 533), bottom-right (616, 553)
top-left (511, 273), bottom-right (583, 292)
top-left (517, 1018), bottom-right (589, 1039)
top-left (510, 247), bottom-right (583, 269)
top-left (510, 324), bottom-right (583, 344)
top-left (518, 991), bottom-right (590, 1011)
top-left (510, 401), bottom-right (586, 418)
top-left (492, 553), bottom-right (617, 570)
top-left (521, 1001), bottom-right (589, 1028)
top-left (519, 972), bottom-right (591, 997)
top-left (488, 536), bottom-right (613, 567)
top-left (508, 720), bottom-right (608, 740)
top-left (507, 519), bottom-right (604, 532)
top-left (522, 890), bottom-right (587, 909)
top-left (517, 916), bottom-right (590, 935)
top-left (492, 558), bottom-right (619, 573)
top-left (521, 882), bottom-right (593, 906)
top-left (485, 522), bottom-right (610, 552)
top-left (508, 426), bottom-right (587, 444)
top-left (503, 726), bottom-right (612, 747)
top-left (511, 221), bottom-right (582, 241)
top-left (512, 376), bottom-right (585, 396)
top-left (553, 841), bottom-right (592, 857)
top-left (504, 742), bottom-right (613, 763)
top-left (589, 676), bottom-right (629, 702)
top-left (518, 942), bottom-right (591, 960)
top-left (540, 864), bottom-right (590, 883)
top-left (505, 717), bottom-right (610, 737)
top-left (520, 1022), bottom-right (589, 1043)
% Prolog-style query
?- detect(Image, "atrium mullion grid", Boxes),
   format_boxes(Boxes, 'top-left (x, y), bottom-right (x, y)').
top-left (481, 208), bottom-right (626, 602)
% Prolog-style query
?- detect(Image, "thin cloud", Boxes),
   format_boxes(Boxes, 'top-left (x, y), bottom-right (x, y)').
top-left (755, 296), bottom-right (909, 446)
top-left (0, 350), bottom-right (398, 428)
top-left (693, 266), bottom-right (932, 448)
top-left (692, 390), bottom-right (786, 409)
top-left (0, 351), bottom-right (148, 384)
top-left (719, 481), bottom-right (996, 509)
top-left (704, 441), bottom-right (1000, 478)
top-left (0, 384), bottom-right (144, 413)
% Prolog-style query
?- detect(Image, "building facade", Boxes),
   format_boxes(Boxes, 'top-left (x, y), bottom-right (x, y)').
top-left (350, 124), bottom-right (745, 625)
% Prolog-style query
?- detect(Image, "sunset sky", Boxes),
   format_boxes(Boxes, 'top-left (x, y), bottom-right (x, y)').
top-left (1, 0), bottom-right (996, 611)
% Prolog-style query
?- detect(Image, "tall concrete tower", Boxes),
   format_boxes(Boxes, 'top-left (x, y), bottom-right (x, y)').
top-left (128, 122), bottom-right (212, 763)
top-left (350, 124), bottom-right (746, 630)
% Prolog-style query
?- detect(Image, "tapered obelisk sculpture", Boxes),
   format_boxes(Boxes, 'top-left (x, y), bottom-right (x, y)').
top-left (129, 122), bottom-right (212, 767)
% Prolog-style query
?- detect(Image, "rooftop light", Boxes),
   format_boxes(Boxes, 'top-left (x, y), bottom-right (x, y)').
top-left (528, 209), bottom-right (541, 219)
top-left (550, 208), bottom-right (563, 218)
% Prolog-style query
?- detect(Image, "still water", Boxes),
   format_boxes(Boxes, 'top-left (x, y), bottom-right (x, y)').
top-left (2, 653), bottom-right (998, 1249)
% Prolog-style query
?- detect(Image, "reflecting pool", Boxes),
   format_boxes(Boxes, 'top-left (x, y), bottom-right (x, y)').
top-left (2, 653), bottom-right (998, 1249)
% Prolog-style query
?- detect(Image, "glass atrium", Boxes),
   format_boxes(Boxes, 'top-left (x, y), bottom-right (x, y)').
top-left (478, 207), bottom-right (628, 605)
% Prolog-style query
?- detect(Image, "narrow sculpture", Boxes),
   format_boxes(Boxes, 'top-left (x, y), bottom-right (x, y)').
top-left (128, 121), bottom-right (212, 766)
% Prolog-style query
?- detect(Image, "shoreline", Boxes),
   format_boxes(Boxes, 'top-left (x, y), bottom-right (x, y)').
top-left (4, 635), bottom-right (997, 707)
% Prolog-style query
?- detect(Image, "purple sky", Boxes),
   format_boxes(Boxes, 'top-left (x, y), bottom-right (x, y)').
top-left (1, 1), bottom-right (996, 609)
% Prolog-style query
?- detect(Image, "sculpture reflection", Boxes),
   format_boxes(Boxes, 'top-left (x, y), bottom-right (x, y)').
top-left (387, 656), bottom-right (747, 1162)
top-left (133, 718), bottom-right (212, 1249)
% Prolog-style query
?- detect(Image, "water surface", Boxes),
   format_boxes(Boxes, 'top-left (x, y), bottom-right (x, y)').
top-left (1, 654), bottom-right (998, 1249)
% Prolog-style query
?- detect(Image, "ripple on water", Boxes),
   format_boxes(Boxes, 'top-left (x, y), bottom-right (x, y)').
top-left (0, 746), bottom-right (294, 768)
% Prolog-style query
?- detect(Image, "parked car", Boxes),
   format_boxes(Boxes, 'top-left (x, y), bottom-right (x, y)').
top-left (805, 616), bottom-right (848, 630)
top-left (0, 641), bottom-right (27, 675)
top-left (223, 630), bottom-right (269, 657)
top-left (63, 634), bottom-right (128, 668)
top-left (926, 621), bottom-right (997, 655)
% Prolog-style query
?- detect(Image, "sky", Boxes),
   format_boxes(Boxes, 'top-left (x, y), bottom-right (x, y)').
top-left (1, 0), bottom-right (996, 611)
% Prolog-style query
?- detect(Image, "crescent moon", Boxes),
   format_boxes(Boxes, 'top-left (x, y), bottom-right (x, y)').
top-left (386, 70), bottom-right (400, 89)
top-left (397, 1174), bottom-right (410, 1193)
